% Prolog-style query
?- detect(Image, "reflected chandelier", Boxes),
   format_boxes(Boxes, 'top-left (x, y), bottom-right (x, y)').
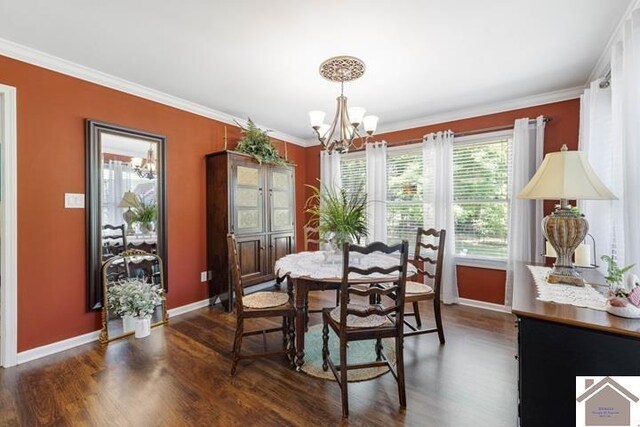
top-left (309, 56), bottom-right (378, 153)
top-left (131, 144), bottom-right (156, 180)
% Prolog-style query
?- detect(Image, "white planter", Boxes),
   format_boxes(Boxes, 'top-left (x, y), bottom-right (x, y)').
top-left (122, 314), bottom-right (136, 333)
top-left (134, 316), bottom-right (152, 338)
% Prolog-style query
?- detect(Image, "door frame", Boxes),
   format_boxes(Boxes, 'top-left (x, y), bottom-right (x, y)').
top-left (0, 84), bottom-right (18, 367)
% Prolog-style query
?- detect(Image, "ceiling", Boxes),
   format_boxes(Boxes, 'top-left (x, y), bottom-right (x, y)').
top-left (0, 1), bottom-right (632, 143)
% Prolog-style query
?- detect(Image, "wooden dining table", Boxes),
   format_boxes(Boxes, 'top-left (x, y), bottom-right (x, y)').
top-left (275, 251), bottom-right (417, 369)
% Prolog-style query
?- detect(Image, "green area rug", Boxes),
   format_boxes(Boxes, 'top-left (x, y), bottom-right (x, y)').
top-left (300, 324), bottom-right (396, 382)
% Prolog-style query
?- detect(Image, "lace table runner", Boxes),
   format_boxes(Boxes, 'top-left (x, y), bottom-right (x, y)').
top-left (527, 265), bottom-right (608, 311)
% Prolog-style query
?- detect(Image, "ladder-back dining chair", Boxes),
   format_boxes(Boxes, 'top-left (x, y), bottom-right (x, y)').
top-left (322, 240), bottom-right (410, 418)
top-left (400, 227), bottom-right (446, 342)
top-left (227, 233), bottom-right (296, 376)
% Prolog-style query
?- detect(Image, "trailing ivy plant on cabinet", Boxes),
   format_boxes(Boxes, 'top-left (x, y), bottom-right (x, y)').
top-left (205, 150), bottom-right (296, 311)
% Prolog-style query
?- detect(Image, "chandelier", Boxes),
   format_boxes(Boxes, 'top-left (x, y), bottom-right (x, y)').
top-left (309, 56), bottom-right (378, 153)
top-left (131, 144), bottom-right (156, 180)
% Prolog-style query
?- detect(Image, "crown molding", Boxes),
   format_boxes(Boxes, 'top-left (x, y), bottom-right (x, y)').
top-left (304, 85), bottom-right (584, 146)
top-left (0, 38), bottom-right (307, 147)
top-left (586, 0), bottom-right (640, 84)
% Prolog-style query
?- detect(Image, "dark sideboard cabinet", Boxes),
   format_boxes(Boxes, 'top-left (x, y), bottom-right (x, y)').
top-left (205, 150), bottom-right (296, 311)
top-left (512, 263), bottom-right (640, 426)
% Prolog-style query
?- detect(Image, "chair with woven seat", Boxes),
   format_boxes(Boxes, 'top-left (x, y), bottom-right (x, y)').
top-left (227, 233), bottom-right (296, 376)
top-left (400, 227), bottom-right (446, 342)
top-left (321, 240), bottom-right (410, 418)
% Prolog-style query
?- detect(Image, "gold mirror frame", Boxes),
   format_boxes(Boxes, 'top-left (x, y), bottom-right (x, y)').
top-left (100, 249), bottom-right (168, 343)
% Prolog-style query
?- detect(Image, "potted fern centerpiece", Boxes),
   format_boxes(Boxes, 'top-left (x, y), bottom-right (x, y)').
top-left (305, 183), bottom-right (368, 250)
top-left (133, 201), bottom-right (157, 234)
top-left (235, 118), bottom-right (288, 165)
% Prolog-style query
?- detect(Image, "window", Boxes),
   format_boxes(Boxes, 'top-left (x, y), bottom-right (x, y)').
top-left (340, 153), bottom-right (366, 195)
top-left (453, 135), bottom-right (511, 259)
top-left (386, 147), bottom-right (423, 248)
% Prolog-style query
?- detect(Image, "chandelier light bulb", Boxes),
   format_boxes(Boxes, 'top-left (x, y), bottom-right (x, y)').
top-left (348, 107), bottom-right (366, 126)
top-left (131, 157), bottom-right (143, 168)
top-left (363, 115), bottom-right (379, 135)
top-left (309, 111), bottom-right (326, 129)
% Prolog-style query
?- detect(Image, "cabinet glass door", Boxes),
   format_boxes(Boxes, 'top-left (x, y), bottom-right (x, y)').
top-left (232, 161), bottom-right (264, 235)
top-left (269, 168), bottom-right (294, 232)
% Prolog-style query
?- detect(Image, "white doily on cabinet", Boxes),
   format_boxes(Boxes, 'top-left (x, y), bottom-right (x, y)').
top-left (275, 251), bottom-right (417, 281)
top-left (527, 265), bottom-right (607, 311)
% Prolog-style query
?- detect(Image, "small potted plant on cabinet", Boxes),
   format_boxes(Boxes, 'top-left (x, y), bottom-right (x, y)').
top-left (602, 255), bottom-right (640, 318)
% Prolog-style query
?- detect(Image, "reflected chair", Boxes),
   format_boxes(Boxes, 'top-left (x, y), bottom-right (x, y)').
top-left (395, 228), bottom-right (446, 342)
top-left (322, 240), bottom-right (410, 418)
top-left (102, 224), bottom-right (127, 261)
top-left (228, 233), bottom-right (296, 376)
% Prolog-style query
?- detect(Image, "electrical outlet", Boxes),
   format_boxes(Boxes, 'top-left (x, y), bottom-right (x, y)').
top-left (64, 193), bottom-right (85, 208)
top-left (200, 271), bottom-right (208, 282)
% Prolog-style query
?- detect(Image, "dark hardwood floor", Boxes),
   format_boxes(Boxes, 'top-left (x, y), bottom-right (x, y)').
top-left (0, 293), bottom-right (518, 426)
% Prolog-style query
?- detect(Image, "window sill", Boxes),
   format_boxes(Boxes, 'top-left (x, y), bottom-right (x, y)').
top-left (455, 257), bottom-right (507, 271)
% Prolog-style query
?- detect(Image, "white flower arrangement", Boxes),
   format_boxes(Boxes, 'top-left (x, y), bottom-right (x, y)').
top-left (107, 278), bottom-right (165, 318)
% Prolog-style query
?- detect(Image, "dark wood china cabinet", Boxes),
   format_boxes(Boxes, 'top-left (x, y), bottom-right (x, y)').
top-left (205, 151), bottom-right (296, 311)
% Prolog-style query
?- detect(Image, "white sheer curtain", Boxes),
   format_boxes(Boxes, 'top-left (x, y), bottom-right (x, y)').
top-left (423, 131), bottom-right (458, 304)
top-left (366, 141), bottom-right (387, 243)
top-left (614, 8), bottom-right (640, 275)
top-left (505, 116), bottom-right (545, 307)
top-left (103, 160), bottom-right (132, 226)
top-left (320, 150), bottom-right (341, 189)
top-left (579, 80), bottom-right (620, 275)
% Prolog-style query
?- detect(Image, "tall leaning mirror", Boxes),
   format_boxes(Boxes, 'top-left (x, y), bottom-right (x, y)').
top-left (86, 120), bottom-right (167, 310)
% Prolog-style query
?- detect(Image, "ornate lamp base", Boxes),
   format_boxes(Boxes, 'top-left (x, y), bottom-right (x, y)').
top-left (543, 207), bottom-right (588, 287)
top-left (122, 207), bottom-right (136, 235)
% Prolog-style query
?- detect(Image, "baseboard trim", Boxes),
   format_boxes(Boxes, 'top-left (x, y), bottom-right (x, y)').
top-left (167, 298), bottom-right (211, 318)
top-left (16, 330), bottom-right (101, 365)
top-left (458, 298), bottom-right (510, 314)
top-left (15, 298), bottom-right (213, 365)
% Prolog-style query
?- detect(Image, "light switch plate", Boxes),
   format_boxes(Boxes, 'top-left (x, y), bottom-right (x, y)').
top-left (64, 193), bottom-right (85, 208)
top-left (200, 271), bottom-right (208, 282)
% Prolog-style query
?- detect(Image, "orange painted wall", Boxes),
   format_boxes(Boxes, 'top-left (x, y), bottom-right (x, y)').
top-left (0, 55), bottom-right (307, 351)
top-left (304, 99), bottom-right (581, 304)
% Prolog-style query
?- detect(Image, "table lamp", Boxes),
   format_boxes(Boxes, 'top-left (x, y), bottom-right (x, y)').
top-left (118, 191), bottom-right (140, 235)
top-left (518, 145), bottom-right (616, 286)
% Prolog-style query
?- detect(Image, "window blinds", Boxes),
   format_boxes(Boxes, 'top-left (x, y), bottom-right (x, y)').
top-left (453, 138), bottom-right (511, 259)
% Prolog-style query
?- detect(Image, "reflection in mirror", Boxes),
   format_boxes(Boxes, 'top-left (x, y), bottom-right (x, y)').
top-left (100, 250), bottom-right (168, 343)
top-left (87, 120), bottom-right (167, 311)
top-left (102, 133), bottom-right (158, 258)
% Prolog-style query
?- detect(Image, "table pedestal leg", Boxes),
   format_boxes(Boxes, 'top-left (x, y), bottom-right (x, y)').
top-left (294, 279), bottom-right (307, 370)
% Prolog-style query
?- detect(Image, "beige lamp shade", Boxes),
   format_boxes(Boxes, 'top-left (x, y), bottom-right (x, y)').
top-left (117, 191), bottom-right (140, 209)
top-left (518, 145), bottom-right (617, 200)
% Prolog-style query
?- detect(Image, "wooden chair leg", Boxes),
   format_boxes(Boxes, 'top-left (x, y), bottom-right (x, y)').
top-left (434, 299), bottom-right (445, 344)
top-left (413, 302), bottom-right (422, 328)
top-left (396, 336), bottom-right (407, 408)
top-left (322, 320), bottom-right (329, 371)
top-left (304, 297), bottom-right (310, 331)
top-left (282, 317), bottom-right (288, 352)
top-left (335, 289), bottom-right (340, 307)
top-left (231, 318), bottom-right (244, 376)
top-left (340, 337), bottom-right (349, 418)
top-left (288, 314), bottom-right (296, 367)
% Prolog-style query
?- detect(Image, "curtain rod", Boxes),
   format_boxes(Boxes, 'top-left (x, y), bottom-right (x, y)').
top-left (346, 116), bottom-right (551, 152)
